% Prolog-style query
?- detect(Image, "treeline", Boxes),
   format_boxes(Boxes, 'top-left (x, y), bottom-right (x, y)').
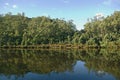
top-left (0, 11), bottom-right (120, 48)
top-left (73, 11), bottom-right (120, 48)
top-left (0, 12), bottom-right (76, 46)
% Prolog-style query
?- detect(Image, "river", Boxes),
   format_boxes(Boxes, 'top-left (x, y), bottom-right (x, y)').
top-left (0, 49), bottom-right (119, 80)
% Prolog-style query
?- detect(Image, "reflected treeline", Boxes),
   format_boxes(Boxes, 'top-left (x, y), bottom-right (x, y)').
top-left (0, 49), bottom-right (75, 75)
top-left (81, 49), bottom-right (120, 80)
top-left (0, 49), bottom-right (120, 79)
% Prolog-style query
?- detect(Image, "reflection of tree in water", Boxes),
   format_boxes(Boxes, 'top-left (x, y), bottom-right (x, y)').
top-left (0, 49), bottom-right (75, 76)
top-left (0, 49), bottom-right (120, 80)
top-left (81, 49), bottom-right (120, 80)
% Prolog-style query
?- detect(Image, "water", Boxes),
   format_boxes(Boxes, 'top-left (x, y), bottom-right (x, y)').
top-left (0, 49), bottom-right (119, 80)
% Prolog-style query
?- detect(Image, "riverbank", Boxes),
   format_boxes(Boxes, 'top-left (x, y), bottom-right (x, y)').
top-left (0, 44), bottom-right (119, 49)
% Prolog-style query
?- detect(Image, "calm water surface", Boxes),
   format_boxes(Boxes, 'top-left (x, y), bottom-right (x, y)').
top-left (0, 49), bottom-right (119, 80)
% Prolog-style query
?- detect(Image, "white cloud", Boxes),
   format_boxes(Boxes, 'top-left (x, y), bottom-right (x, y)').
top-left (4, 3), bottom-right (9, 9)
top-left (95, 13), bottom-right (105, 20)
top-left (5, 3), bottom-right (9, 6)
top-left (96, 13), bottom-right (104, 17)
top-left (12, 5), bottom-right (17, 8)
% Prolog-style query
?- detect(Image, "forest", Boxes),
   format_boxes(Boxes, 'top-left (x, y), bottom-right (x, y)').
top-left (0, 11), bottom-right (120, 48)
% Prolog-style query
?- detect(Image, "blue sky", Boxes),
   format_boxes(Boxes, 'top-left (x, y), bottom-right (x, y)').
top-left (0, 0), bottom-right (120, 30)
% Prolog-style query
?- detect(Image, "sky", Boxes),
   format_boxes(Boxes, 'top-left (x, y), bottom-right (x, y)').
top-left (0, 0), bottom-right (120, 30)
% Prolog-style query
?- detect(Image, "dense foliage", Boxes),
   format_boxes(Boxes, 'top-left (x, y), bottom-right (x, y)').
top-left (83, 11), bottom-right (120, 48)
top-left (71, 11), bottom-right (120, 48)
top-left (0, 11), bottom-right (120, 48)
top-left (0, 12), bottom-right (76, 46)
